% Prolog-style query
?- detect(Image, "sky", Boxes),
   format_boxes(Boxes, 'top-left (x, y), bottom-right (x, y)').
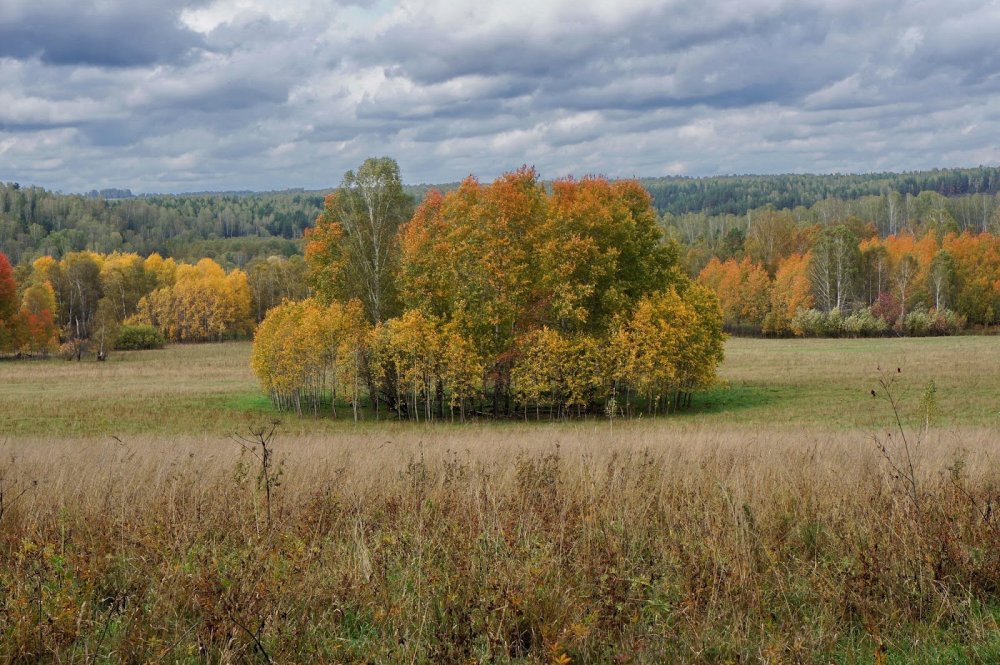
top-left (1, 0), bottom-right (999, 193)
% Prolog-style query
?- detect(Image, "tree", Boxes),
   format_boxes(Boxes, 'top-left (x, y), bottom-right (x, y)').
top-left (305, 157), bottom-right (413, 323)
top-left (540, 177), bottom-right (680, 333)
top-left (55, 252), bottom-right (104, 357)
top-left (927, 250), bottom-right (957, 311)
top-left (859, 242), bottom-right (890, 305)
top-left (893, 253), bottom-right (920, 324)
top-left (250, 298), bottom-right (368, 417)
top-left (809, 225), bottom-right (860, 312)
top-left (697, 257), bottom-right (770, 330)
top-left (764, 252), bottom-right (814, 334)
top-left (134, 258), bottom-right (252, 342)
top-left (0, 253), bottom-right (16, 323)
top-left (0, 252), bottom-right (19, 352)
top-left (745, 208), bottom-right (804, 273)
top-left (18, 281), bottom-right (58, 355)
top-left (246, 255), bottom-right (310, 322)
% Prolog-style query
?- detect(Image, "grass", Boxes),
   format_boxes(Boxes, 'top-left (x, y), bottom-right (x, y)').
top-left (1, 335), bottom-right (998, 438)
top-left (1, 337), bottom-right (1000, 661)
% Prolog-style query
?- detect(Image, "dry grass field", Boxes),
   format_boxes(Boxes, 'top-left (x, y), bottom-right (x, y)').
top-left (1, 337), bottom-right (999, 661)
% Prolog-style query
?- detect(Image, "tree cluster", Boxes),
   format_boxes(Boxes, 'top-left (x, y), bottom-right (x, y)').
top-left (252, 160), bottom-right (725, 420)
top-left (0, 251), bottom-right (58, 356)
top-left (7, 251), bottom-right (291, 357)
top-left (697, 227), bottom-right (1000, 336)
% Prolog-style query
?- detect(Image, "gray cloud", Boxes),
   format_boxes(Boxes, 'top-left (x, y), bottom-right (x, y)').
top-left (0, 0), bottom-right (206, 67)
top-left (0, 0), bottom-right (997, 193)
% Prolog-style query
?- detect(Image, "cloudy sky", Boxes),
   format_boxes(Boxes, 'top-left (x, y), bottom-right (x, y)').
top-left (1, 0), bottom-right (998, 193)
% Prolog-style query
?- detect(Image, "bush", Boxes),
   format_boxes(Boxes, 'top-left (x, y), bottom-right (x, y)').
top-left (902, 310), bottom-right (934, 336)
top-left (791, 308), bottom-right (829, 337)
top-left (842, 308), bottom-right (890, 337)
top-left (928, 309), bottom-right (966, 336)
top-left (116, 324), bottom-right (166, 350)
top-left (871, 292), bottom-right (902, 326)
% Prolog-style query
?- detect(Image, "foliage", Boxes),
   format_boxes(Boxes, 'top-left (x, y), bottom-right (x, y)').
top-left (393, 169), bottom-right (718, 418)
top-left (697, 257), bottom-right (771, 330)
top-left (0, 182), bottom-right (324, 266)
top-left (264, 165), bottom-right (723, 419)
top-left (115, 324), bottom-right (166, 350)
top-left (250, 298), bottom-right (369, 417)
top-left (132, 258), bottom-right (253, 342)
top-left (0, 252), bottom-right (58, 355)
top-left (304, 158), bottom-right (413, 323)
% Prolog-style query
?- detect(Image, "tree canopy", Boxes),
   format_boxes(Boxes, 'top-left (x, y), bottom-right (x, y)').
top-left (253, 163), bottom-right (725, 420)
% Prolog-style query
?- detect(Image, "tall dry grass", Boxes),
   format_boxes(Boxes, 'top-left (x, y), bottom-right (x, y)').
top-left (2, 421), bottom-right (1000, 662)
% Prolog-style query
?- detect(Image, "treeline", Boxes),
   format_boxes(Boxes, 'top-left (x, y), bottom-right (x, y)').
top-left (251, 159), bottom-right (725, 421)
top-left (5, 167), bottom-right (1000, 268)
top-left (645, 166), bottom-right (1000, 217)
top-left (695, 222), bottom-right (1000, 336)
top-left (0, 183), bottom-right (320, 266)
top-left (0, 250), bottom-right (308, 358)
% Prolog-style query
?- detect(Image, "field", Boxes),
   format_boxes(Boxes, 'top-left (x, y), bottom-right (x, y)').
top-left (1, 337), bottom-right (999, 662)
top-left (2, 336), bottom-right (998, 438)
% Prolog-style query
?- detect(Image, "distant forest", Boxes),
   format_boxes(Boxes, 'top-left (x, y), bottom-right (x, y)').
top-left (1, 166), bottom-right (999, 266)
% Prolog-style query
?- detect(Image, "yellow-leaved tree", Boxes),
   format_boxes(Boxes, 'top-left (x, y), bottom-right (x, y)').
top-left (250, 298), bottom-right (368, 417)
top-left (134, 258), bottom-right (253, 342)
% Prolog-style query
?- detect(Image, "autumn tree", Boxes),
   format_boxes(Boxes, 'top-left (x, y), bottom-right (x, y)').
top-left (763, 252), bottom-right (814, 334)
top-left (611, 287), bottom-right (723, 414)
top-left (0, 253), bottom-right (18, 352)
top-left (246, 255), bottom-right (310, 322)
top-left (18, 281), bottom-right (58, 354)
top-left (250, 298), bottom-right (368, 416)
top-left (0, 252), bottom-right (58, 355)
top-left (745, 208), bottom-right (807, 273)
top-left (274, 165), bottom-right (728, 420)
top-left (399, 167), bottom-right (548, 415)
top-left (697, 257), bottom-right (771, 330)
top-left (927, 250), bottom-right (957, 311)
top-left (943, 232), bottom-right (1000, 325)
top-left (541, 177), bottom-right (680, 333)
top-left (134, 258), bottom-right (252, 342)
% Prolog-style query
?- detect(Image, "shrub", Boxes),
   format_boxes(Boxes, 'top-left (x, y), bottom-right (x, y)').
top-left (791, 308), bottom-right (828, 337)
top-left (903, 310), bottom-right (934, 336)
top-left (929, 309), bottom-right (966, 336)
top-left (116, 324), bottom-right (166, 350)
top-left (871, 292), bottom-right (902, 326)
top-left (842, 308), bottom-right (890, 337)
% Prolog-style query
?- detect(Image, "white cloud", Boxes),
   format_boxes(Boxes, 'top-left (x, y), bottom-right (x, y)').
top-left (0, 0), bottom-right (997, 192)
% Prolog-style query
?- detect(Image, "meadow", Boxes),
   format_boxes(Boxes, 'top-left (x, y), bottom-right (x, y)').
top-left (1, 337), bottom-right (999, 662)
top-left (2, 335), bottom-right (998, 438)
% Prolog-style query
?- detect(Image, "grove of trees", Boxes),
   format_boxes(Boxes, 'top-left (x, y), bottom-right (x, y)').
top-left (0, 251), bottom-right (58, 355)
top-left (0, 251), bottom-right (303, 358)
top-left (251, 160), bottom-right (726, 420)
top-left (695, 225), bottom-right (999, 336)
top-left (6, 163), bottom-right (1000, 363)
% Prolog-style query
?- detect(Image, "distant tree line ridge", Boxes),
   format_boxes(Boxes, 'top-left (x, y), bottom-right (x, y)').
top-left (643, 166), bottom-right (1000, 216)
top-left (2, 166), bottom-right (1000, 266)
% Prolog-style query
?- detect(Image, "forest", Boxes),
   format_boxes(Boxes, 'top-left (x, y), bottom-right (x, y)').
top-left (2, 166), bottom-right (999, 267)
top-left (2, 160), bottom-right (1000, 372)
